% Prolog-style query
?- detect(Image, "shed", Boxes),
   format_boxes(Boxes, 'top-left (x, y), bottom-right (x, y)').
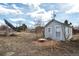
top-left (44, 19), bottom-right (72, 41)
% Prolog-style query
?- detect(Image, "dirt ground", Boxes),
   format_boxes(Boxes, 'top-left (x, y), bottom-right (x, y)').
top-left (0, 32), bottom-right (79, 56)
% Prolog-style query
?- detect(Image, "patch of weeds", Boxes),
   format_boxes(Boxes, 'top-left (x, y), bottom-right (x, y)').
top-left (0, 51), bottom-right (6, 56)
top-left (9, 33), bottom-right (17, 36)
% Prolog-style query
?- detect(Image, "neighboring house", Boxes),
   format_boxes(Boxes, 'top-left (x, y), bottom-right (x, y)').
top-left (44, 19), bottom-right (72, 41)
top-left (73, 28), bottom-right (79, 34)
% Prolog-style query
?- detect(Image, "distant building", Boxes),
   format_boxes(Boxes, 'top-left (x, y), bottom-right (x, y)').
top-left (72, 27), bottom-right (79, 34)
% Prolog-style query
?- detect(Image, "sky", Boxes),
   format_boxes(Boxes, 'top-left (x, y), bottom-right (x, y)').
top-left (0, 3), bottom-right (79, 28)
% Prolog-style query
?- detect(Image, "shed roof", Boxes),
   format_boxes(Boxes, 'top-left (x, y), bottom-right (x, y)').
top-left (45, 19), bottom-right (72, 28)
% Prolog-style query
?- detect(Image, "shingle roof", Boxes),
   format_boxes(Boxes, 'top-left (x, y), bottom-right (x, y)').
top-left (45, 19), bottom-right (72, 28)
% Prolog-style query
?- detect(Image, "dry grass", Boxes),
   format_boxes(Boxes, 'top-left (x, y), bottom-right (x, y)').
top-left (0, 32), bottom-right (79, 56)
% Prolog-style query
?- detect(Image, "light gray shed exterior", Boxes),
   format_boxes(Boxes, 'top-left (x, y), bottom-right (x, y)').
top-left (44, 19), bottom-right (72, 41)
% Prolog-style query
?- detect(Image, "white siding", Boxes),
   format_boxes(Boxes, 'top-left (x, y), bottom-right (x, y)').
top-left (67, 27), bottom-right (72, 40)
top-left (53, 21), bottom-right (63, 40)
top-left (65, 27), bottom-right (69, 39)
top-left (45, 21), bottom-right (63, 40)
top-left (44, 20), bottom-right (72, 41)
top-left (64, 26), bottom-right (72, 40)
top-left (45, 21), bottom-right (54, 38)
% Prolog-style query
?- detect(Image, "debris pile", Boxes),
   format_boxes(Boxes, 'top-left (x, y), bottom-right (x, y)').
top-left (38, 38), bottom-right (47, 42)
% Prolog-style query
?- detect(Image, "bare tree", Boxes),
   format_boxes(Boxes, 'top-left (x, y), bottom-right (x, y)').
top-left (33, 17), bottom-right (44, 38)
top-left (34, 17), bottom-right (44, 27)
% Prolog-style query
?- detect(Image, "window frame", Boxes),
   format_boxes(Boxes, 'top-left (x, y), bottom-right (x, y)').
top-left (48, 28), bottom-right (51, 32)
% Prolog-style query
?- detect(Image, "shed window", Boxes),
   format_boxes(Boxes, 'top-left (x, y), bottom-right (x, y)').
top-left (56, 26), bottom-right (60, 32)
top-left (48, 28), bottom-right (51, 32)
top-left (56, 32), bottom-right (60, 37)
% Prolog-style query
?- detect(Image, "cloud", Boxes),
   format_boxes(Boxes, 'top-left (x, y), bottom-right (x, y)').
top-left (0, 5), bottom-right (23, 15)
top-left (26, 3), bottom-right (59, 22)
top-left (73, 22), bottom-right (79, 26)
top-left (0, 20), bottom-right (5, 25)
top-left (22, 0), bottom-right (44, 5)
top-left (9, 18), bottom-right (26, 21)
top-left (29, 21), bottom-right (35, 25)
top-left (1, 0), bottom-right (79, 3)
top-left (12, 4), bottom-right (19, 9)
top-left (9, 18), bottom-right (26, 26)
top-left (27, 9), bottom-right (58, 21)
top-left (0, 3), bottom-right (78, 27)
top-left (65, 3), bottom-right (79, 13)
top-left (27, 10), bottom-right (49, 21)
top-left (23, 2), bottom-right (41, 12)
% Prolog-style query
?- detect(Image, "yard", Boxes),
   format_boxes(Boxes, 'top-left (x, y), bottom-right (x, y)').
top-left (0, 32), bottom-right (79, 56)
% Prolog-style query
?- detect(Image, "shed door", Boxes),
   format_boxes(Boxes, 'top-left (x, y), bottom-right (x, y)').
top-left (55, 25), bottom-right (61, 40)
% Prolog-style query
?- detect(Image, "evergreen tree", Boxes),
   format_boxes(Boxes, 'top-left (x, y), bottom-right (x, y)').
top-left (64, 20), bottom-right (68, 25)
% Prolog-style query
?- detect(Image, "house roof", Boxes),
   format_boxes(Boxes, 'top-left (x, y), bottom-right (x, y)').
top-left (45, 19), bottom-right (72, 28)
